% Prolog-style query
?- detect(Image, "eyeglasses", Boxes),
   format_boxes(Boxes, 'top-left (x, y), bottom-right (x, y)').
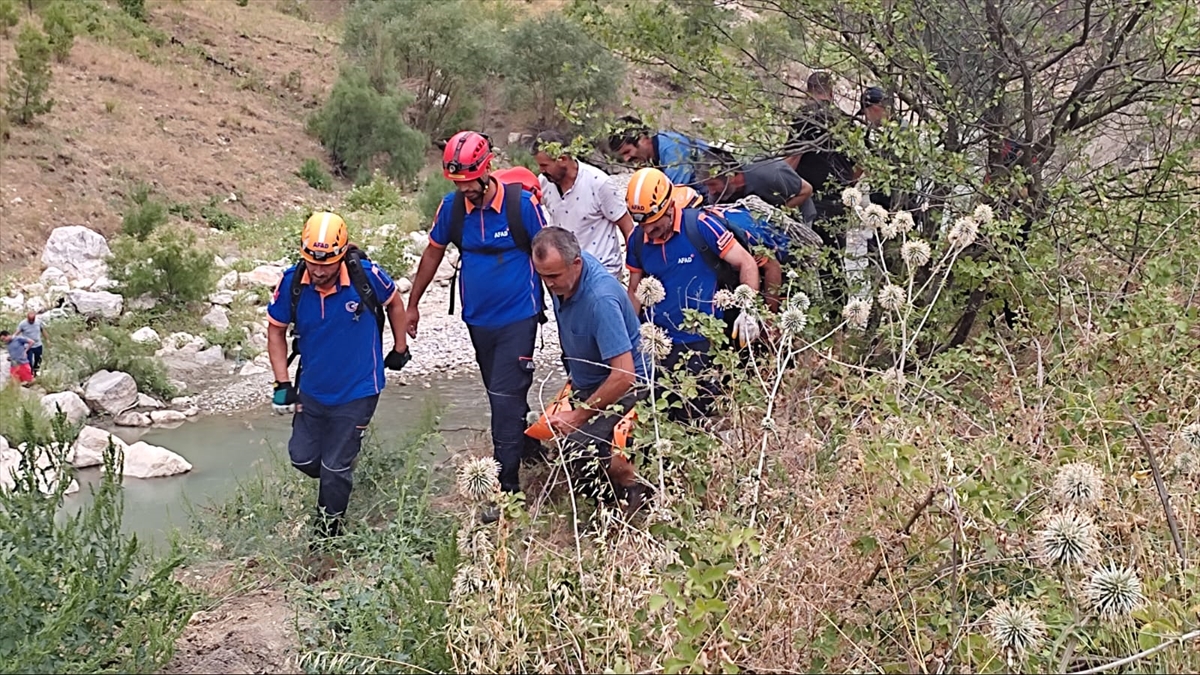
top-left (630, 207), bottom-right (667, 225)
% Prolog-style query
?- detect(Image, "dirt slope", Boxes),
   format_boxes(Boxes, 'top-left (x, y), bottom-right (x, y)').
top-left (0, 0), bottom-right (347, 274)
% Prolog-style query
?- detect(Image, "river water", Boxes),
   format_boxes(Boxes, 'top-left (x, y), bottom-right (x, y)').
top-left (61, 376), bottom-right (515, 548)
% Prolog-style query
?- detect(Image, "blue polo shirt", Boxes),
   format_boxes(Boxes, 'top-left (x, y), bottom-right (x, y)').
top-left (654, 131), bottom-right (711, 194)
top-left (625, 208), bottom-right (736, 344)
top-left (267, 260), bottom-right (398, 406)
top-left (552, 252), bottom-right (649, 392)
top-left (429, 180), bottom-right (546, 328)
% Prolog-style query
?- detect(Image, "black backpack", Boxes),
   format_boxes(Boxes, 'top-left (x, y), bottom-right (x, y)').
top-left (285, 244), bottom-right (384, 379)
top-left (629, 207), bottom-right (755, 292)
top-left (444, 182), bottom-right (545, 322)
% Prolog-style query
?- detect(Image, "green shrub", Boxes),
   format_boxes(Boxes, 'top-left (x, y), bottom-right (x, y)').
top-left (120, 182), bottom-right (168, 241)
top-left (4, 24), bottom-right (55, 125)
top-left (117, 0), bottom-right (144, 21)
top-left (0, 0), bottom-right (19, 36)
top-left (108, 228), bottom-right (216, 308)
top-left (368, 230), bottom-right (414, 282)
top-left (52, 324), bottom-right (178, 398)
top-left (503, 13), bottom-right (624, 131)
top-left (0, 421), bottom-right (189, 673)
top-left (308, 68), bottom-right (427, 184)
top-left (43, 2), bottom-right (77, 62)
top-left (296, 157), bottom-right (333, 191)
top-left (0, 386), bottom-right (53, 447)
top-left (346, 173), bottom-right (402, 213)
top-left (200, 201), bottom-right (243, 231)
top-left (236, 0), bottom-right (249, 6)
top-left (416, 172), bottom-right (454, 223)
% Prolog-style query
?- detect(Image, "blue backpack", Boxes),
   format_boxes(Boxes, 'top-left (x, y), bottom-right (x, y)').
top-left (628, 207), bottom-right (754, 291)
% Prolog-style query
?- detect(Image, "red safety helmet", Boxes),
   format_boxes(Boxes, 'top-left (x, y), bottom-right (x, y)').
top-left (492, 166), bottom-right (543, 202)
top-left (443, 131), bottom-right (494, 182)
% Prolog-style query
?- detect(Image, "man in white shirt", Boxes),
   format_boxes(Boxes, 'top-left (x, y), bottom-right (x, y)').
top-left (533, 131), bottom-right (634, 278)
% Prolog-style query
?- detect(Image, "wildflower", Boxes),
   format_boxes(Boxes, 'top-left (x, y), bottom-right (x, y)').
top-left (985, 600), bottom-right (1046, 660)
top-left (1084, 563), bottom-right (1144, 619)
top-left (786, 268), bottom-right (798, 279)
top-left (788, 292), bottom-right (811, 312)
top-left (452, 564), bottom-right (488, 599)
top-left (892, 211), bottom-right (915, 234)
top-left (842, 297), bottom-right (872, 330)
top-left (733, 283), bottom-right (757, 309)
top-left (878, 218), bottom-right (900, 241)
top-left (947, 216), bottom-right (979, 249)
top-left (877, 284), bottom-right (907, 312)
top-left (1180, 423), bottom-right (1200, 450)
top-left (639, 323), bottom-right (672, 360)
top-left (1172, 450), bottom-right (1200, 477)
top-left (973, 203), bottom-right (995, 225)
top-left (713, 288), bottom-right (736, 310)
top-left (636, 276), bottom-right (666, 307)
top-left (841, 186), bottom-right (863, 208)
top-left (1037, 509), bottom-right (1098, 567)
top-left (859, 203), bottom-right (889, 231)
top-left (780, 308), bottom-right (807, 336)
top-left (901, 239), bottom-right (932, 269)
top-left (1051, 462), bottom-right (1104, 510)
top-left (457, 456), bottom-right (501, 502)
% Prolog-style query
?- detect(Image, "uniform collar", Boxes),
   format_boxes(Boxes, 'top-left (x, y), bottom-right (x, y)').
top-left (463, 178), bottom-right (505, 214)
top-left (643, 206), bottom-right (682, 245)
top-left (300, 263), bottom-right (351, 289)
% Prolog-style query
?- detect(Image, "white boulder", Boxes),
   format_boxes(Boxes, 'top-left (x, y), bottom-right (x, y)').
top-left (150, 410), bottom-right (187, 425)
top-left (70, 277), bottom-right (95, 290)
top-left (24, 296), bottom-right (48, 314)
top-left (40, 267), bottom-right (68, 287)
top-left (398, 277), bottom-right (412, 293)
top-left (70, 425), bottom-right (128, 469)
top-left (208, 290), bottom-right (235, 306)
top-left (40, 391), bottom-right (90, 426)
top-left (201, 305), bottom-right (230, 330)
top-left (216, 270), bottom-right (239, 290)
top-left (83, 370), bottom-right (139, 415)
top-left (136, 393), bottom-right (163, 409)
top-left (238, 362), bottom-right (269, 377)
top-left (170, 396), bottom-right (196, 408)
top-left (130, 327), bottom-right (160, 344)
top-left (114, 441), bottom-right (192, 478)
top-left (126, 295), bottom-right (158, 311)
top-left (239, 265), bottom-right (284, 288)
top-left (90, 278), bottom-right (119, 292)
top-left (1, 295), bottom-right (24, 313)
top-left (68, 290), bottom-right (124, 319)
top-left (41, 226), bottom-right (112, 280)
top-left (114, 411), bottom-right (152, 427)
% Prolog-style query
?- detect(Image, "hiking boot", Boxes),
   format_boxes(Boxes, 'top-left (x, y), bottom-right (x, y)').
top-left (309, 514), bottom-right (343, 554)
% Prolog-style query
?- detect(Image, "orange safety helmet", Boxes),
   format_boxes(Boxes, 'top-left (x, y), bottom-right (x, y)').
top-left (525, 382), bottom-right (573, 442)
top-left (625, 167), bottom-right (673, 225)
top-left (492, 166), bottom-right (543, 202)
top-left (671, 184), bottom-right (704, 209)
top-left (300, 211), bottom-right (349, 264)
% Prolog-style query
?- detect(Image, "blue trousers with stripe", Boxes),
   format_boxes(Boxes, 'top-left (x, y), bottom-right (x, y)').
top-left (289, 391), bottom-right (380, 519)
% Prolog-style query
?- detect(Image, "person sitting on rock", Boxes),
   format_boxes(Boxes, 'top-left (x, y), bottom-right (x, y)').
top-left (266, 211), bottom-right (412, 546)
top-left (2, 330), bottom-right (35, 385)
top-left (529, 226), bottom-right (651, 514)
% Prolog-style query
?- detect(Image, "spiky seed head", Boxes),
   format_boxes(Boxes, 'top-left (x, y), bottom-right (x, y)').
top-left (947, 216), bottom-right (979, 249)
top-left (780, 308), bottom-right (807, 336)
top-left (1037, 509), bottom-right (1098, 567)
top-left (973, 203), bottom-right (995, 224)
top-left (733, 284), bottom-right (757, 309)
top-left (1051, 462), bottom-right (1104, 510)
top-left (1180, 423), bottom-right (1200, 450)
top-left (985, 600), bottom-right (1046, 660)
top-left (842, 297), bottom-right (872, 330)
top-left (713, 288), bottom-right (736, 310)
top-left (457, 456), bottom-right (501, 502)
top-left (639, 323), bottom-right (672, 361)
top-left (841, 186), bottom-right (863, 208)
top-left (892, 211), bottom-right (915, 234)
top-left (635, 276), bottom-right (666, 307)
top-left (788, 292), bottom-right (811, 312)
top-left (860, 203), bottom-right (889, 231)
top-left (901, 239), bottom-right (932, 268)
top-left (877, 284), bottom-right (907, 312)
top-left (1084, 563), bottom-right (1144, 620)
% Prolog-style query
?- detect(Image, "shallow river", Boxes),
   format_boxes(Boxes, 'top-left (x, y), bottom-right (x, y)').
top-left (61, 375), bottom-right (529, 548)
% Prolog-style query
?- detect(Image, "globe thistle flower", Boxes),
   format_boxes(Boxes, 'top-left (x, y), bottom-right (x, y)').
top-left (1084, 563), bottom-right (1144, 620)
top-left (636, 276), bottom-right (666, 307)
top-left (891, 211), bottom-right (915, 234)
top-left (841, 186), bottom-right (863, 208)
top-left (859, 203), bottom-right (889, 231)
top-left (947, 216), bottom-right (979, 249)
top-left (780, 308), bottom-right (807, 336)
top-left (456, 526), bottom-right (495, 558)
top-left (984, 600), bottom-right (1046, 660)
top-left (713, 288), bottom-right (736, 310)
top-left (973, 203), bottom-right (995, 225)
top-left (901, 239), bottom-right (932, 269)
top-left (788, 292), bottom-right (811, 313)
top-left (1180, 423), bottom-right (1200, 450)
top-left (639, 323), bottom-right (673, 360)
top-left (1172, 450), bottom-right (1200, 477)
top-left (842, 297), bottom-right (872, 330)
top-left (451, 564), bottom-right (488, 600)
top-left (733, 283), bottom-right (757, 309)
top-left (1037, 509), bottom-right (1098, 567)
top-left (877, 284), bottom-right (907, 312)
top-left (878, 217), bottom-right (900, 241)
top-left (1050, 462), bottom-right (1104, 510)
top-left (457, 456), bottom-right (501, 502)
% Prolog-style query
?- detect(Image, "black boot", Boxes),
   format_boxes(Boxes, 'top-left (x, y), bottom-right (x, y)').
top-left (309, 513), bottom-right (343, 553)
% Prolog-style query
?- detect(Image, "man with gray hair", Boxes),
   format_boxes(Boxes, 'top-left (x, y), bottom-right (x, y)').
top-left (528, 226), bottom-right (651, 513)
top-left (533, 131), bottom-right (633, 278)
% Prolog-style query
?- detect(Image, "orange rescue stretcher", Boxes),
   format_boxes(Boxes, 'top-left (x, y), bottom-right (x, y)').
top-left (525, 382), bottom-right (636, 460)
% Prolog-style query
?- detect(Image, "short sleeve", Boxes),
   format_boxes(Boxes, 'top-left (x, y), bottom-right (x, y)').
top-left (592, 296), bottom-right (635, 362)
top-left (366, 262), bottom-right (398, 305)
top-left (428, 196), bottom-right (452, 248)
top-left (266, 269), bottom-right (295, 326)
top-left (521, 193), bottom-right (546, 239)
top-left (767, 164), bottom-right (803, 203)
top-left (697, 214), bottom-right (735, 257)
top-left (625, 229), bottom-right (644, 272)
top-left (598, 176), bottom-right (629, 222)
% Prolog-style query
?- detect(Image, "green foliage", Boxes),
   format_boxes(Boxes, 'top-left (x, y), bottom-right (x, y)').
top-left (71, 0), bottom-right (166, 61)
top-left (117, 0), bottom-right (144, 21)
top-left (0, 0), bottom-right (19, 36)
top-left (108, 227), bottom-right (217, 308)
top-left (120, 182), bottom-right (168, 241)
top-left (0, 425), bottom-right (189, 673)
top-left (4, 24), bottom-right (55, 125)
top-left (54, 324), bottom-right (177, 399)
top-left (0, 386), bottom-right (53, 447)
top-left (366, 229), bottom-right (414, 284)
top-left (42, 1), bottom-right (76, 62)
top-left (199, 201), bottom-right (243, 231)
top-left (503, 12), bottom-right (624, 131)
top-left (345, 172), bottom-right (402, 213)
top-left (308, 68), bottom-right (427, 184)
top-left (296, 157), bottom-right (333, 191)
top-left (236, 0), bottom-right (248, 6)
top-left (416, 172), bottom-right (453, 223)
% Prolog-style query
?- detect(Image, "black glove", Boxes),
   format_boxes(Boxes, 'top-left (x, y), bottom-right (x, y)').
top-left (272, 380), bottom-right (298, 414)
top-left (384, 347), bottom-right (412, 371)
